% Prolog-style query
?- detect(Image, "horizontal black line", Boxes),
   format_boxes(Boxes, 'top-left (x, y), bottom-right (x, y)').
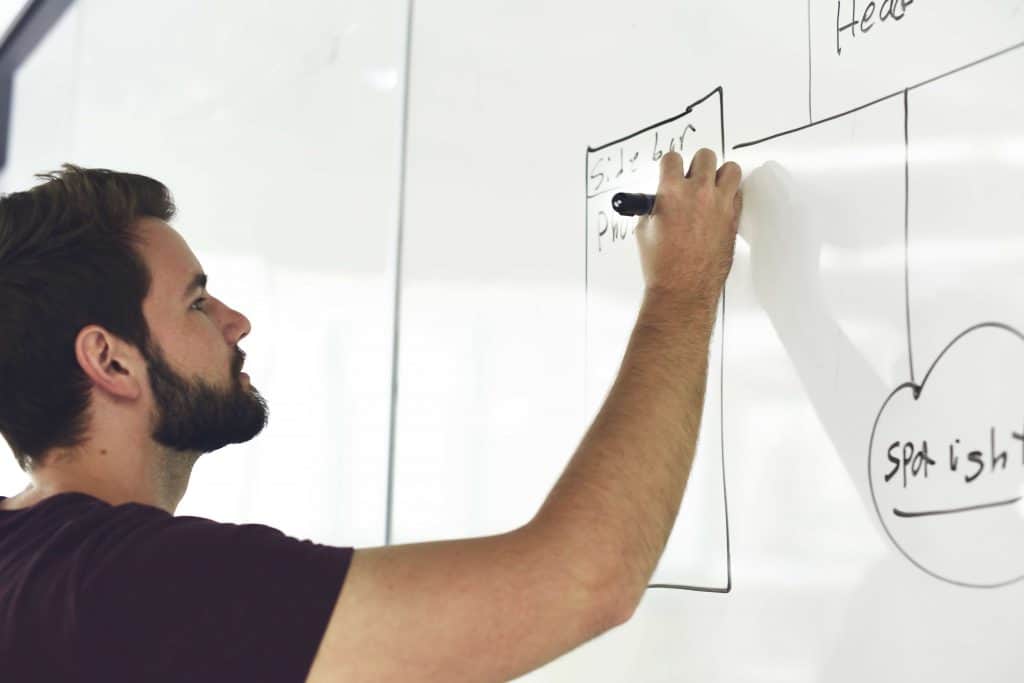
top-left (909, 36), bottom-right (1024, 92)
top-left (733, 37), bottom-right (1024, 151)
top-left (588, 86), bottom-right (721, 153)
top-left (733, 91), bottom-right (901, 149)
top-left (647, 582), bottom-right (730, 593)
top-left (586, 185), bottom-right (639, 200)
top-left (893, 496), bottom-right (1022, 518)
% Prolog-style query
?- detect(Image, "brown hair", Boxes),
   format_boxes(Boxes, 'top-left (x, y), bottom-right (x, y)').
top-left (0, 164), bottom-right (176, 472)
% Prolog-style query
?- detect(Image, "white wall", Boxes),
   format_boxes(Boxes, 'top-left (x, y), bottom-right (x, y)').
top-left (0, 0), bottom-right (409, 550)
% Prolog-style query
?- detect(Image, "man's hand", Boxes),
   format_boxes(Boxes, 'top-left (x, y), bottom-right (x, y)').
top-left (636, 149), bottom-right (742, 309)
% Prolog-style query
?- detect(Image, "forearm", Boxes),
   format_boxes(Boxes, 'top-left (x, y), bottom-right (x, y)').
top-left (530, 288), bottom-right (718, 611)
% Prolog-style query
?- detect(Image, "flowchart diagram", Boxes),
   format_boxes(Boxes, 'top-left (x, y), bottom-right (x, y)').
top-left (586, 12), bottom-right (1024, 590)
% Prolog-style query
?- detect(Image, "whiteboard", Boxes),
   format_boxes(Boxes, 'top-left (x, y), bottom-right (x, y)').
top-left (394, 0), bottom-right (1024, 680)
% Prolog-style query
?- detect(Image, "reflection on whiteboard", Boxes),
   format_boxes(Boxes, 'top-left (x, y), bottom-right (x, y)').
top-left (735, 38), bottom-right (1024, 589)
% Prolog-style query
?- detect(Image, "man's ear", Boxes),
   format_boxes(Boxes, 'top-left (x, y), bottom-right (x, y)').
top-left (74, 326), bottom-right (144, 400)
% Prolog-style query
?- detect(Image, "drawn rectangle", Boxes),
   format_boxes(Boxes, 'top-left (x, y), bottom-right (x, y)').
top-left (585, 87), bottom-right (730, 592)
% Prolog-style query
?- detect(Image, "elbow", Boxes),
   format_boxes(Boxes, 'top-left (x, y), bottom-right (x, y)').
top-left (561, 540), bottom-right (645, 636)
top-left (608, 577), bottom-right (641, 629)
top-left (596, 593), bottom-right (637, 635)
top-left (585, 565), bottom-right (642, 635)
top-left (518, 519), bottom-right (641, 638)
top-left (552, 550), bottom-right (640, 640)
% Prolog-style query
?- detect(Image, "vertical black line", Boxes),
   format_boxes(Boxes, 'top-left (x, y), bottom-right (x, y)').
top-left (720, 289), bottom-right (731, 591)
top-left (903, 88), bottom-right (915, 384)
top-left (807, 0), bottom-right (813, 123)
top-left (718, 87), bottom-right (725, 159)
top-left (584, 176), bottom-right (592, 419)
top-left (0, 74), bottom-right (12, 172)
top-left (385, 0), bottom-right (415, 546)
top-left (718, 87), bottom-right (731, 592)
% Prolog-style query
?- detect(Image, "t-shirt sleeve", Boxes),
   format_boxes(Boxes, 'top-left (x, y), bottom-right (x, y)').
top-left (74, 504), bottom-right (354, 683)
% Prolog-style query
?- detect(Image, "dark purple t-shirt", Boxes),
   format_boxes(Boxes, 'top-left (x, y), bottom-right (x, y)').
top-left (0, 491), bottom-right (354, 682)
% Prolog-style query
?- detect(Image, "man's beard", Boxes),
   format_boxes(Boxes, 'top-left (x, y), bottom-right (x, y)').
top-left (143, 340), bottom-right (269, 455)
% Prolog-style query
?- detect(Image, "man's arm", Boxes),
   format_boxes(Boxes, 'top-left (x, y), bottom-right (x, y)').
top-left (305, 149), bottom-right (741, 682)
top-left (531, 148), bottom-right (741, 610)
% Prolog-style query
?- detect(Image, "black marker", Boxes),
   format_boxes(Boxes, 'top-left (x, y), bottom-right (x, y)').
top-left (611, 192), bottom-right (656, 216)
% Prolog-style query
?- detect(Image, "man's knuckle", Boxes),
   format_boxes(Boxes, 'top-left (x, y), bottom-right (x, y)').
top-left (694, 184), bottom-right (715, 203)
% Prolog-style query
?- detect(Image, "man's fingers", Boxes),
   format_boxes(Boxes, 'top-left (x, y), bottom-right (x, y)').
top-left (716, 161), bottom-right (742, 195)
top-left (687, 148), bottom-right (717, 181)
top-left (658, 150), bottom-right (684, 187)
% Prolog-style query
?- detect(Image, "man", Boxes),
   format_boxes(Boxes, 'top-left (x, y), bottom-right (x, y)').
top-left (0, 148), bottom-right (741, 681)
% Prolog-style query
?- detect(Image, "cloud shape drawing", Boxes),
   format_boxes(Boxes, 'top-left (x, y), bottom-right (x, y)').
top-left (868, 322), bottom-right (1024, 587)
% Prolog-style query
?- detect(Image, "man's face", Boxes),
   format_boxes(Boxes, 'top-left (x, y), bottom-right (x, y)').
top-left (143, 335), bottom-right (268, 455)
top-left (137, 217), bottom-right (269, 455)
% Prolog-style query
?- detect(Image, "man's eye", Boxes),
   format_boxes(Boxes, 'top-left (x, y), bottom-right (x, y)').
top-left (191, 297), bottom-right (208, 311)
